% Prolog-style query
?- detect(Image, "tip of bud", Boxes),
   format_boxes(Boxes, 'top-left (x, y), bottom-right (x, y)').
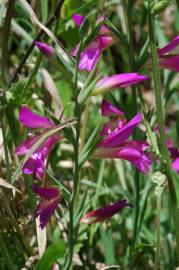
top-left (34, 41), bottom-right (54, 57)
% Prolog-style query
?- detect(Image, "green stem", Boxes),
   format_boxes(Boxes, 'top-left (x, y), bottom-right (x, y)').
top-left (176, 0), bottom-right (179, 11)
top-left (148, 15), bottom-right (168, 160)
top-left (64, 42), bottom-right (82, 270)
top-left (122, 0), bottom-right (135, 70)
top-left (154, 190), bottom-right (161, 270)
top-left (132, 171), bottom-right (140, 248)
top-left (0, 232), bottom-right (16, 270)
top-left (122, 0), bottom-right (140, 252)
top-left (20, 53), bottom-right (42, 103)
top-left (1, 0), bottom-right (15, 85)
top-left (122, 0), bottom-right (137, 114)
top-left (148, 11), bottom-right (179, 264)
top-left (0, 112), bottom-right (11, 182)
top-left (79, 99), bottom-right (91, 152)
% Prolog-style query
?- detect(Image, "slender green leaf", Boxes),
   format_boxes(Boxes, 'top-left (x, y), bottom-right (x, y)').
top-left (36, 240), bottom-right (66, 270)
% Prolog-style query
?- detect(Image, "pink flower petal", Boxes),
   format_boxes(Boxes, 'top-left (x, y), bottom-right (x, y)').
top-left (78, 44), bottom-right (100, 71)
top-left (19, 106), bottom-right (53, 129)
top-left (95, 73), bottom-right (148, 93)
top-left (72, 13), bottom-right (85, 28)
top-left (97, 35), bottom-right (115, 51)
top-left (34, 41), bottom-right (54, 57)
top-left (100, 119), bottom-right (126, 136)
top-left (172, 158), bottom-right (179, 173)
top-left (33, 186), bottom-right (60, 229)
top-left (94, 140), bottom-right (151, 173)
top-left (20, 135), bottom-right (59, 180)
top-left (158, 55), bottom-right (179, 72)
top-left (101, 99), bottom-right (124, 117)
top-left (98, 112), bottom-right (142, 148)
top-left (158, 36), bottom-right (179, 56)
top-left (32, 185), bottom-right (59, 199)
top-left (15, 136), bottom-right (39, 155)
top-left (81, 199), bottom-right (132, 224)
top-left (72, 34), bottom-right (115, 72)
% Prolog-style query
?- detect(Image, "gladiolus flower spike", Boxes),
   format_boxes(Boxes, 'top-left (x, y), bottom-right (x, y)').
top-left (32, 185), bottom-right (61, 229)
top-left (15, 107), bottom-right (60, 180)
top-left (94, 100), bottom-right (152, 173)
top-left (81, 199), bottom-right (132, 224)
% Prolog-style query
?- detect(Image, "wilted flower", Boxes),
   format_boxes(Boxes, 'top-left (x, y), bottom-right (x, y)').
top-left (15, 106), bottom-right (60, 180)
top-left (71, 13), bottom-right (115, 71)
top-left (157, 36), bottom-right (179, 72)
top-left (94, 100), bottom-right (152, 173)
top-left (32, 185), bottom-right (61, 229)
top-left (34, 41), bottom-right (54, 58)
top-left (81, 199), bottom-right (132, 224)
top-left (92, 73), bottom-right (148, 96)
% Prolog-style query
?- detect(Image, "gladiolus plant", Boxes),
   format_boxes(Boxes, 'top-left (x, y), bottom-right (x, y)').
top-left (1, 1), bottom-right (179, 270)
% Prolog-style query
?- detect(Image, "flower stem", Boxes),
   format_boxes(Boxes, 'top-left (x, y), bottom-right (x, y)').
top-left (154, 189), bottom-right (161, 270)
top-left (176, 0), bottom-right (179, 11)
top-left (79, 99), bottom-right (91, 151)
top-left (0, 112), bottom-right (11, 182)
top-left (122, 0), bottom-right (137, 114)
top-left (132, 171), bottom-right (140, 247)
top-left (148, 11), bottom-right (179, 264)
top-left (64, 42), bottom-right (82, 270)
top-left (122, 0), bottom-right (140, 252)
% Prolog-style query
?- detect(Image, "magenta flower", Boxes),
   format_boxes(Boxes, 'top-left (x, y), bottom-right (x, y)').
top-left (100, 99), bottom-right (126, 136)
top-left (94, 100), bottom-right (152, 173)
top-left (71, 36), bottom-right (114, 71)
top-left (15, 106), bottom-right (59, 180)
top-left (168, 147), bottom-right (179, 173)
top-left (72, 13), bottom-right (85, 27)
top-left (81, 199), bottom-right (132, 224)
top-left (95, 141), bottom-right (151, 173)
top-left (71, 13), bottom-right (115, 71)
top-left (92, 73), bottom-right (148, 96)
top-left (34, 41), bottom-right (54, 58)
top-left (157, 36), bottom-right (179, 72)
top-left (32, 185), bottom-right (61, 229)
